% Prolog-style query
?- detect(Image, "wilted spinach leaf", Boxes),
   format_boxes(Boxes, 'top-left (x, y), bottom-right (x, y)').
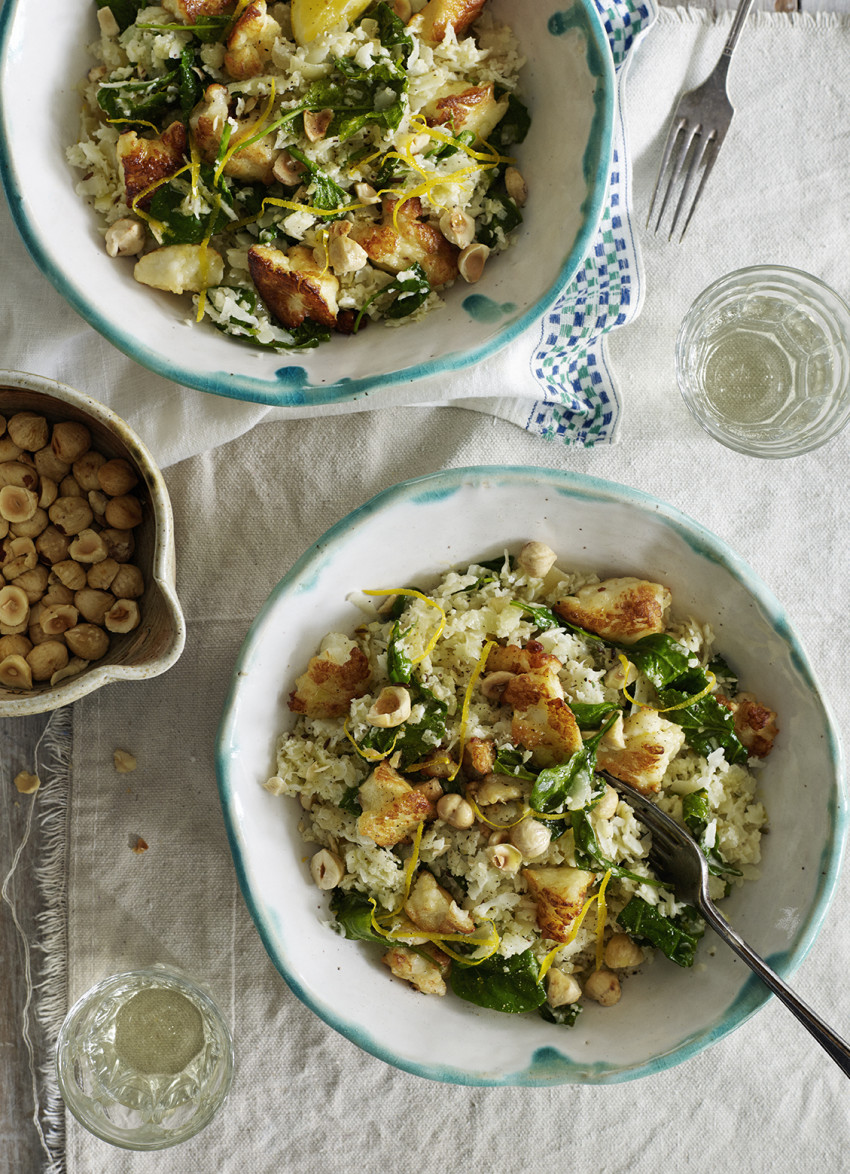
top-left (509, 599), bottom-right (561, 632)
top-left (97, 70), bottom-right (180, 125)
top-left (682, 789), bottom-right (742, 878)
top-left (330, 891), bottom-right (385, 943)
top-left (96, 0), bottom-right (147, 33)
top-left (617, 897), bottom-right (704, 967)
top-left (354, 263), bottom-right (431, 330)
top-left (530, 712), bottom-right (617, 814)
top-left (450, 949), bottom-right (546, 1014)
top-left (538, 1002), bottom-right (582, 1027)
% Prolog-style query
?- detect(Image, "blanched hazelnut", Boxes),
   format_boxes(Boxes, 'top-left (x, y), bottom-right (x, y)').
top-left (436, 793), bottom-right (475, 829)
top-left (87, 558), bottom-right (120, 590)
top-left (88, 489), bottom-right (109, 522)
top-left (10, 508), bottom-right (48, 539)
top-left (36, 525), bottom-right (70, 564)
top-left (272, 149), bottom-right (307, 186)
top-left (303, 108), bottom-right (333, 142)
top-left (518, 541), bottom-right (557, 578)
top-left (0, 460), bottom-right (38, 490)
top-left (0, 584), bottom-right (29, 629)
top-left (0, 633), bottom-right (32, 659)
top-left (310, 848), bottom-right (345, 889)
top-left (38, 478), bottom-right (58, 510)
top-left (42, 582), bottom-right (74, 606)
top-left (109, 563), bottom-right (143, 598)
top-left (100, 528), bottom-right (134, 563)
top-left (51, 421), bottom-right (91, 464)
top-left (458, 243), bottom-right (490, 284)
top-left (2, 537), bottom-right (37, 581)
top-left (26, 640), bottom-right (69, 681)
top-left (53, 560), bottom-right (88, 591)
top-left (509, 819), bottom-right (551, 860)
top-left (104, 598), bottom-right (140, 633)
top-left (97, 459), bottom-right (139, 497)
top-left (594, 784), bottom-right (619, 821)
top-left (104, 494), bottom-right (143, 530)
top-left (33, 446), bottom-right (70, 482)
top-left (480, 670), bottom-right (514, 702)
top-left (583, 968), bottom-right (621, 1006)
top-left (40, 603), bottom-right (78, 636)
top-left (27, 620), bottom-right (54, 647)
top-left (0, 485), bottom-right (38, 524)
top-left (50, 656), bottom-right (89, 685)
top-left (14, 565), bottom-right (49, 602)
top-left (487, 843), bottom-right (523, 873)
top-left (105, 218), bottom-right (146, 258)
top-left (0, 653), bottom-right (32, 689)
top-left (7, 412), bottom-right (49, 452)
top-left (0, 438), bottom-right (21, 462)
top-left (546, 968), bottom-right (582, 1008)
top-left (366, 685), bottom-right (412, 727)
top-left (504, 166), bottom-right (528, 207)
top-left (74, 588), bottom-right (114, 625)
top-left (65, 623), bottom-right (109, 660)
top-left (476, 775), bottom-right (523, 806)
top-left (438, 208), bottom-right (475, 249)
top-left (68, 529), bottom-right (108, 563)
top-left (113, 748), bottom-right (137, 773)
top-left (49, 496), bottom-right (94, 536)
top-left (354, 181), bottom-right (381, 205)
top-left (72, 450), bottom-right (106, 491)
top-left (0, 518), bottom-right (7, 541)
top-left (604, 933), bottom-right (644, 970)
top-left (59, 475), bottom-right (83, 499)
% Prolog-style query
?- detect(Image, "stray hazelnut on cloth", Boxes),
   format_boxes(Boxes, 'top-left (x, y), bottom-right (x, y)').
top-left (129, 834), bottom-right (148, 854)
top-left (13, 771), bottom-right (40, 794)
top-left (113, 748), bottom-right (137, 773)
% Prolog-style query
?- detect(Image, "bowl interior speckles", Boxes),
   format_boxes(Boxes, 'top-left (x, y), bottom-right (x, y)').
top-left (215, 466), bottom-right (845, 1085)
top-left (0, 0), bottom-right (614, 408)
top-left (0, 370), bottom-right (185, 717)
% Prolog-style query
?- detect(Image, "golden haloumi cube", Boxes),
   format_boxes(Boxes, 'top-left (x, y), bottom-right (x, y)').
top-left (523, 866), bottom-right (594, 943)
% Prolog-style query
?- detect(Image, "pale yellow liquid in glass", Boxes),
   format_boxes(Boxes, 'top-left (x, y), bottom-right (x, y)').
top-left (113, 988), bottom-right (204, 1075)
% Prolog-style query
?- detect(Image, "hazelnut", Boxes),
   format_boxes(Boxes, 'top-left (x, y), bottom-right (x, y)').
top-left (0, 438), bottom-right (21, 462)
top-left (26, 640), bottom-right (69, 681)
top-left (113, 748), bottom-right (137, 773)
top-left (100, 528), bottom-right (134, 563)
top-left (0, 460), bottom-right (38, 490)
top-left (7, 412), bottom-right (49, 452)
top-left (68, 529), bottom-right (108, 563)
top-left (52, 559), bottom-right (88, 591)
top-left (72, 450), bottom-right (106, 491)
top-left (10, 508), bottom-right (49, 539)
top-left (74, 588), bottom-right (114, 625)
top-left (87, 489), bottom-right (109, 522)
top-left (40, 603), bottom-right (78, 636)
top-left (35, 525), bottom-right (70, 564)
top-left (97, 459), bottom-right (138, 497)
top-left (51, 421), bottom-right (92, 464)
top-left (0, 485), bottom-right (38, 524)
top-left (65, 623), bottom-right (109, 660)
top-left (583, 968), bottom-right (621, 1007)
top-left (49, 496), bottom-right (94, 536)
top-left (14, 566), bottom-right (49, 602)
top-left (50, 656), bottom-right (89, 685)
top-left (86, 558), bottom-right (120, 590)
top-left (59, 475), bottom-right (83, 499)
top-left (38, 478), bottom-right (58, 510)
top-left (33, 446), bottom-right (70, 482)
top-left (104, 598), bottom-right (141, 634)
top-left (42, 582), bottom-right (74, 607)
top-left (0, 633), bottom-right (32, 659)
top-left (0, 584), bottom-right (29, 630)
top-left (104, 494), bottom-right (143, 530)
top-left (109, 563), bottom-right (143, 598)
top-left (0, 653), bottom-right (32, 689)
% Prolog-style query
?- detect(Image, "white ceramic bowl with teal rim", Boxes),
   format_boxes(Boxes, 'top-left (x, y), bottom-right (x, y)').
top-left (0, 1), bottom-right (614, 409)
top-left (0, 370), bottom-right (185, 717)
top-left (215, 466), bottom-right (845, 1085)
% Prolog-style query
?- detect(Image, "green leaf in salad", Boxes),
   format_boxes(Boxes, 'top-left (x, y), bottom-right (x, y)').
top-left (329, 891), bottom-right (386, 943)
top-left (386, 619), bottom-right (414, 685)
top-left (358, 678), bottom-right (448, 770)
top-left (625, 633), bottom-right (692, 689)
top-left (568, 701), bottom-right (621, 730)
top-left (137, 14), bottom-right (234, 41)
top-left (353, 263), bottom-right (432, 331)
top-left (146, 164), bottom-right (231, 246)
top-left (96, 70), bottom-right (181, 126)
top-left (489, 92), bottom-right (531, 149)
top-left (538, 1001), bottom-right (582, 1027)
top-left (202, 286), bottom-right (331, 351)
top-left (338, 786), bottom-right (363, 817)
top-left (509, 599), bottom-right (561, 632)
top-left (493, 746), bottom-right (537, 782)
top-left (96, 0), bottom-right (147, 34)
top-left (286, 147), bottom-right (350, 213)
top-left (530, 712), bottom-right (618, 814)
top-left (617, 896), bottom-right (704, 968)
top-left (657, 668), bottom-right (748, 765)
top-left (450, 949), bottom-right (547, 1014)
top-left (681, 789), bottom-right (742, 879)
top-left (476, 175), bottom-right (522, 250)
top-left (571, 804), bottom-right (662, 888)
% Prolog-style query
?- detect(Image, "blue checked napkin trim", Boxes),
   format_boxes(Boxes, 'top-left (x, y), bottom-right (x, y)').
top-left (521, 0), bottom-right (658, 445)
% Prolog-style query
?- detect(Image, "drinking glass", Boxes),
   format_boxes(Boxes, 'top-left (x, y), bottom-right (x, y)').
top-left (55, 964), bottom-right (234, 1150)
top-left (676, 266), bottom-right (850, 458)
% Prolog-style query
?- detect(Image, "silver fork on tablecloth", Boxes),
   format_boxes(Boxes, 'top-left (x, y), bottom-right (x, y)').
top-left (647, 0), bottom-right (755, 241)
top-left (602, 771), bottom-right (850, 1076)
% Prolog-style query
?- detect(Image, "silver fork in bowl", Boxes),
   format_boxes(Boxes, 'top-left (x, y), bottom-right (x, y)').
top-left (601, 772), bottom-right (850, 1075)
top-left (647, 0), bottom-right (755, 241)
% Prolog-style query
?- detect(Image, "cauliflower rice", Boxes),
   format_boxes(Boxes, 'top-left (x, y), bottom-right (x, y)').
top-left (68, 1), bottom-right (528, 350)
top-left (265, 544), bottom-right (775, 1022)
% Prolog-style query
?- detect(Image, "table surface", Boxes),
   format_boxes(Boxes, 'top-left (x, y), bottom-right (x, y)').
top-left (3, 1), bottom-right (850, 1170)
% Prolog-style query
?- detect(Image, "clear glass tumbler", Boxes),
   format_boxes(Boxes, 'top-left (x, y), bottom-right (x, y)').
top-left (55, 964), bottom-right (234, 1150)
top-left (675, 266), bottom-right (850, 458)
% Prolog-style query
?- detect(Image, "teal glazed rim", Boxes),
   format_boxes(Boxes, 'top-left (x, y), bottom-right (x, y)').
top-left (0, 2), bottom-right (616, 408)
top-left (215, 465), bottom-right (847, 1086)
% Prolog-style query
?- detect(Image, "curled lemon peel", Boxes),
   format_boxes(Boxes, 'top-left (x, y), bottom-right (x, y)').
top-left (536, 873), bottom-right (612, 985)
top-left (363, 589), bottom-right (446, 664)
top-left (262, 195), bottom-right (365, 218)
top-left (467, 795), bottom-right (530, 830)
top-left (408, 114), bottom-right (516, 166)
top-left (105, 116), bottom-right (160, 134)
top-left (620, 652), bottom-right (717, 713)
top-left (447, 639), bottom-right (495, 782)
top-left (595, 868), bottom-right (612, 971)
top-left (130, 161), bottom-right (192, 237)
top-left (343, 716), bottom-right (398, 762)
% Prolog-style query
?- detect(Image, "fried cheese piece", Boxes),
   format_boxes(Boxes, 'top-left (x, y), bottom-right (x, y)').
top-left (224, 0), bottom-right (281, 79)
top-left (248, 244), bottom-right (341, 330)
top-left (382, 944), bottom-right (447, 995)
top-left (720, 692), bottom-right (779, 758)
top-left (349, 197), bottom-right (459, 288)
top-left (356, 760), bottom-right (435, 848)
top-left (422, 82), bottom-right (509, 144)
top-left (523, 866), bottom-right (594, 943)
top-left (596, 709), bottom-right (686, 794)
top-left (554, 576), bottom-right (671, 646)
top-left (116, 122), bottom-right (187, 210)
top-left (190, 84), bottom-right (278, 183)
top-left (163, 0), bottom-right (235, 22)
top-left (404, 872), bottom-right (475, 935)
top-left (288, 635), bottom-right (370, 718)
top-left (407, 0), bottom-right (488, 43)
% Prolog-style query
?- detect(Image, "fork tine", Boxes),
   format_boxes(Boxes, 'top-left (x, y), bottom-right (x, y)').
top-left (676, 136), bottom-right (723, 242)
top-left (646, 116), bottom-right (686, 228)
top-left (667, 129), bottom-right (712, 241)
top-left (652, 122), bottom-right (699, 235)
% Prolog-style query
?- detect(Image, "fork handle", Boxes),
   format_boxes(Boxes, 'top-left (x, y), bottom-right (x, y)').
top-left (699, 899), bottom-right (850, 1077)
top-left (707, 0), bottom-right (756, 87)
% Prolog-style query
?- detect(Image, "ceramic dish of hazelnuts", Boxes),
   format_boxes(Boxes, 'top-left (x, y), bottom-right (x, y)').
top-left (0, 370), bottom-right (185, 716)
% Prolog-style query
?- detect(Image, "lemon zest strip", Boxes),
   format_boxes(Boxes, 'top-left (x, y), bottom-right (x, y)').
top-left (595, 869), bottom-right (612, 971)
top-left (620, 651), bottom-right (717, 713)
top-left (362, 589), bottom-right (446, 664)
top-left (447, 639), bottom-right (495, 782)
top-left (343, 716), bottom-right (398, 762)
top-left (214, 78), bottom-right (276, 185)
top-left (407, 114), bottom-right (516, 166)
top-left (130, 161), bottom-right (193, 239)
top-left (536, 880), bottom-right (608, 984)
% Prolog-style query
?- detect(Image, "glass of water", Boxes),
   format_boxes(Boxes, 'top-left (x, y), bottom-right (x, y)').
top-left (55, 964), bottom-right (234, 1150)
top-left (676, 266), bottom-right (850, 458)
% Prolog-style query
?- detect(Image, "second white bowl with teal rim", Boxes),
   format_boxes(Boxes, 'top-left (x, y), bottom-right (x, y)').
top-left (215, 466), bottom-right (845, 1085)
top-left (0, 0), bottom-right (614, 409)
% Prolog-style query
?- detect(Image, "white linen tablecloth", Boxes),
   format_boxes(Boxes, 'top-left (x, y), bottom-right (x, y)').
top-left (15, 8), bottom-right (850, 1172)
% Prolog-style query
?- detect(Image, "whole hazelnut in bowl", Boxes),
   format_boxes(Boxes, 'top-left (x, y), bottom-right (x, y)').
top-left (0, 370), bottom-right (185, 716)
